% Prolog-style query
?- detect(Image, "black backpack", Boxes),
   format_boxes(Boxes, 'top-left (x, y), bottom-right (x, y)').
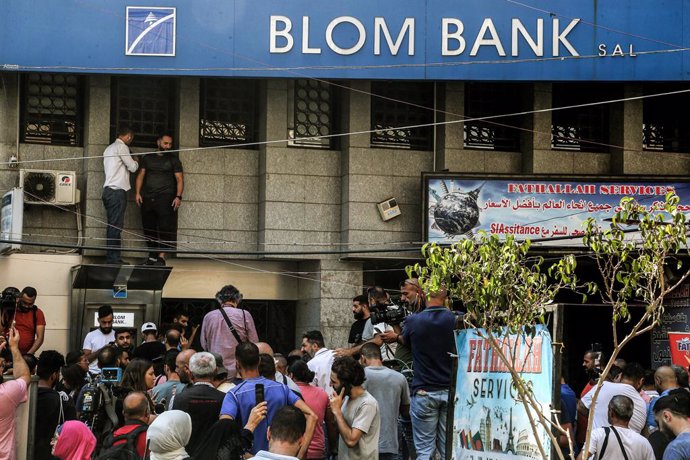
top-left (96, 424), bottom-right (148, 460)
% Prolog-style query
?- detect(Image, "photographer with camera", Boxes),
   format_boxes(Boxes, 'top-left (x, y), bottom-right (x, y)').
top-left (1, 286), bottom-right (46, 356)
top-left (576, 347), bottom-right (606, 449)
top-left (335, 286), bottom-right (400, 361)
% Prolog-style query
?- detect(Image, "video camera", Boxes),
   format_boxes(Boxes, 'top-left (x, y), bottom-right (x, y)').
top-left (100, 367), bottom-right (123, 383)
top-left (0, 287), bottom-right (19, 311)
top-left (369, 296), bottom-right (409, 325)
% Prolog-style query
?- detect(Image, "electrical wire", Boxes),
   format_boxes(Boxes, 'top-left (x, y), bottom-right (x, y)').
top-left (9, 87), bottom-right (690, 167)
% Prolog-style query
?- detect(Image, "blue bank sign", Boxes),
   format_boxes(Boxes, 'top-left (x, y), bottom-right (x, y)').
top-left (1, 0), bottom-right (689, 80)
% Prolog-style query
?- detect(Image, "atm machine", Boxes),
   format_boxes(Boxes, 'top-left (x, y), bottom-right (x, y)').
top-left (70, 264), bottom-right (172, 351)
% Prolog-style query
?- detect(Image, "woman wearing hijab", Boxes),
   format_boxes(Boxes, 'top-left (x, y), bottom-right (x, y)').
top-left (51, 420), bottom-right (96, 460)
top-left (147, 410), bottom-right (192, 460)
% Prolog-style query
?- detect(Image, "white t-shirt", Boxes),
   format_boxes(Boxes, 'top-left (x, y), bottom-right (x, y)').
top-left (587, 426), bottom-right (654, 460)
top-left (82, 328), bottom-right (115, 374)
top-left (581, 382), bottom-right (647, 433)
top-left (362, 319), bottom-right (396, 361)
top-left (307, 348), bottom-right (335, 396)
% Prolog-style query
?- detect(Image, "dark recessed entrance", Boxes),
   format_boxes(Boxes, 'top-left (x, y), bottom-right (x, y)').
top-left (161, 298), bottom-right (297, 354)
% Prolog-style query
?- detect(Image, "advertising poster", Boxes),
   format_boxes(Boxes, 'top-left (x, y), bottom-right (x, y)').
top-left (424, 175), bottom-right (690, 246)
top-left (452, 326), bottom-right (553, 460)
top-left (668, 332), bottom-right (690, 368)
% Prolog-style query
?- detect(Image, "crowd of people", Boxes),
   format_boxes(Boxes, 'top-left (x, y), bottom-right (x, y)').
top-left (0, 280), bottom-right (462, 460)
top-left (558, 351), bottom-right (690, 460)
top-left (3, 278), bottom-right (690, 460)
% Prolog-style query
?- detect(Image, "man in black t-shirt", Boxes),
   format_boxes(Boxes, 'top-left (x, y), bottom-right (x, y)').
top-left (348, 294), bottom-right (370, 347)
top-left (35, 350), bottom-right (77, 460)
top-left (135, 132), bottom-right (184, 266)
top-left (133, 322), bottom-right (166, 375)
top-left (172, 351), bottom-right (226, 456)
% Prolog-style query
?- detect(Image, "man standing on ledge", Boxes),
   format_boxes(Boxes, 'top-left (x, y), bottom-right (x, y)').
top-left (102, 126), bottom-right (137, 265)
top-left (135, 132), bottom-right (183, 266)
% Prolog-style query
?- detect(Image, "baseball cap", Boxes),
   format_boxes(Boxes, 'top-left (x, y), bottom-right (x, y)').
top-left (210, 352), bottom-right (228, 378)
top-left (141, 322), bottom-right (157, 333)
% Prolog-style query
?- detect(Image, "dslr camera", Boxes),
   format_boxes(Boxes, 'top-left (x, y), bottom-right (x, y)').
top-left (369, 296), bottom-right (408, 325)
top-left (0, 287), bottom-right (19, 311)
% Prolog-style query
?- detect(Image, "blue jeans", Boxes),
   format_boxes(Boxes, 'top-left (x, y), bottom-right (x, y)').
top-left (411, 389), bottom-right (449, 460)
top-left (102, 187), bottom-right (127, 263)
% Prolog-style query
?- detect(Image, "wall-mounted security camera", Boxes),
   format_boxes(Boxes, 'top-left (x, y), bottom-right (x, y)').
top-left (377, 197), bottom-right (401, 221)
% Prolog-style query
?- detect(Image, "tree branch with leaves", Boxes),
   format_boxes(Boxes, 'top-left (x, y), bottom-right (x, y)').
top-left (579, 191), bottom-right (690, 458)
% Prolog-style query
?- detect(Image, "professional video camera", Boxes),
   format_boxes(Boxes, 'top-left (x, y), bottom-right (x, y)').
top-left (0, 287), bottom-right (20, 311)
top-left (369, 296), bottom-right (409, 325)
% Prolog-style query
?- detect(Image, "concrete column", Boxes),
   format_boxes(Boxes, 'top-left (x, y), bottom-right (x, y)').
top-left (178, 77), bottom-right (199, 148)
top-left (295, 259), bottom-right (363, 349)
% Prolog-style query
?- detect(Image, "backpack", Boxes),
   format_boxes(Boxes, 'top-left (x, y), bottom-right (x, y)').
top-left (79, 381), bottom-right (120, 451)
top-left (96, 424), bottom-right (148, 460)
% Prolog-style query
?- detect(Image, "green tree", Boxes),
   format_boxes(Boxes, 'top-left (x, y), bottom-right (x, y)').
top-left (579, 191), bottom-right (689, 458)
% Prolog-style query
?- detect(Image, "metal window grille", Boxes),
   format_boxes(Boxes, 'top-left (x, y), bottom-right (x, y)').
top-left (288, 79), bottom-right (335, 149)
top-left (370, 81), bottom-right (433, 150)
top-left (551, 84), bottom-right (611, 153)
top-left (20, 73), bottom-right (84, 146)
top-left (110, 76), bottom-right (177, 147)
top-left (161, 298), bottom-right (297, 353)
top-left (464, 83), bottom-right (522, 151)
top-left (200, 78), bottom-right (259, 147)
top-left (643, 86), bottom-right (690, 152)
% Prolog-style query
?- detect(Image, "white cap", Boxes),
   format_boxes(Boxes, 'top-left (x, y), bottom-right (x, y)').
top-left (141, 322), bottom-right (157, 333)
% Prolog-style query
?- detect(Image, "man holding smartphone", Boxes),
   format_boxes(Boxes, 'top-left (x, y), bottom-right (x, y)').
top-left (220, 342), bottom-right (317, 458)
top-left (329, 356), bottom-right (380, 460)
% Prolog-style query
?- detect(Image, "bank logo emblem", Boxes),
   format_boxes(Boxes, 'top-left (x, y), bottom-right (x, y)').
top-left (125, 6), bottom-right (176, 56)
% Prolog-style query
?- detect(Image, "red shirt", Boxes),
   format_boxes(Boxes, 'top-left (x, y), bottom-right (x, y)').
top-left (3, 307), bottom-right (46, 354)
top-left (576, 381), bottom-right (594, 444)
top-left (297, 382), bottom-right (329, 459)
top-left (112, 422), bottom-right (148, 458)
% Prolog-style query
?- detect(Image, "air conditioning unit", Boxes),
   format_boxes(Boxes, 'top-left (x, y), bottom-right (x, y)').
top-left (19, 170), bottom-right (77, 205)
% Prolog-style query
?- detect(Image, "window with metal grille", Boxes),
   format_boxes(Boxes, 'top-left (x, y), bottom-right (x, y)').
top-left (464, 83), bottom-right (523, 151)
top-left (643, 85), bottom-right (690, 152)
top-left (200, 78), bottom-right (259, 147)
top-left (110, 76), bottom-right (177, 147)
top-left (288, 79), bottom-right (336, 149)
top-left (20, 73), bottom-right (84, 146)
top-left (371, 81), bottom-right (433, 150)
top-left (551, 84), bottom-right (612, 153)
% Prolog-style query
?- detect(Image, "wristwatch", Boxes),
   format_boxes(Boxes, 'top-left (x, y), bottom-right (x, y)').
top-left (175, 195), bottom-right (182, 200)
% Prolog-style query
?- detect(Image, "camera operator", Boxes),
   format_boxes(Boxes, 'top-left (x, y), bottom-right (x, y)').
top-left (335, 287), bottom-right (397, 360)
top-left (576, 347), bottom-right (605, 449)
top-left (1, 286), bottom-right (46, 355)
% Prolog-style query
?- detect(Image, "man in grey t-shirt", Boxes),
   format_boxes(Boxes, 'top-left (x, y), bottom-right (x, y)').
top-left (329, 356), bottom-right (380, 460)
top-left (361, 342), bottom-right (410, 460)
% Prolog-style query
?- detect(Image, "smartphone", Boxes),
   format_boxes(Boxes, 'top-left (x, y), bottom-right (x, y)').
top-left (255, 383), bottom-right (264, 404)
top-left (343, 383), bottom-right (352, 398)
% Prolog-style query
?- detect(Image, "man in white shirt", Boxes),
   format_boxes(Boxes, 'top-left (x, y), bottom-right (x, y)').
top-left (302, 330), bottom-right (335, 395)
top-left (82, 305), bottom-right (116, 375)
top-left (577, 395), bottom-right (654, 460)
top-left (578, 362), bottom-right (648, 434)
top-left (102, 126), bottom-right (137, 265)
